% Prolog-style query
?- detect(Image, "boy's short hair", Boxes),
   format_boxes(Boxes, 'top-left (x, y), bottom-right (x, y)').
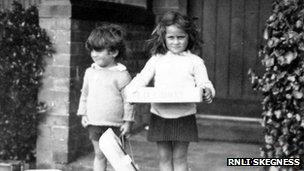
top-left (86, 24), bottom-right (126, 61)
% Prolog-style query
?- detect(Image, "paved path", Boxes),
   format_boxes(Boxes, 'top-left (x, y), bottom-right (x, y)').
top-left (70, 130), bottom-right (263, 171)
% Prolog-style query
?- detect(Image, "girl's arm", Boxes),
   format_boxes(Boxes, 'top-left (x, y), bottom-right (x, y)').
top-left (126, 56), bottom-right (157, 89)
top-left (77, 69), bottom-right (89, 116)
top-left (193, 58), bottom-right (216, 98)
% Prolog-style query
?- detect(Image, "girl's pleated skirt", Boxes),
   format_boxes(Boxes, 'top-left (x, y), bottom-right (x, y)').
top-left (147, 114), bottom-right (198, 142)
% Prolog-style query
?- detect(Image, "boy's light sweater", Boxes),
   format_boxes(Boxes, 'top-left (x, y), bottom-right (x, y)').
top-left (126, 51), bottom-right (215, 119)
top-left (77, 63), bottom-right (134, 126)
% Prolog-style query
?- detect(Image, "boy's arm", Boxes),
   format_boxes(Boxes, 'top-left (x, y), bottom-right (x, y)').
top-left (77, 70), bottom-right (89, 116)
top-left (120, 89), bottom-right (134, 136)
top-left (122, 99), bottom-right (135, 122)
top-left (193, 58), bottom-right (216, 98)
top-left (121, 77), bottom-right (135, 122)
top-left (120, 74), bottom-right (135, 136)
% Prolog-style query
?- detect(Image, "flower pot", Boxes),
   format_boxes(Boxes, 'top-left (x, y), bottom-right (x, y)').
top-left (0, 160), bottom-right (23, 171)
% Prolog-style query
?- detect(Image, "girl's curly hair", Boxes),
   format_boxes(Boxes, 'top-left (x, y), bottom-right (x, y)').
top-left (146, 11), bottom-right (203, 55)
top-left (86, 24), bottom-right (126, 61)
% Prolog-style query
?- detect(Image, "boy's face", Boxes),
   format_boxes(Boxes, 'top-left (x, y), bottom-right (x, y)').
top-left (165, 24), bottom-right (189, 54)
top-left (90, 49), bottom-right (117, 68)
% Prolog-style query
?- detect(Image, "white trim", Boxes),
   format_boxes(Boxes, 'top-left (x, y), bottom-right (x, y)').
top-left (196, 114), bottom-right (262, 123)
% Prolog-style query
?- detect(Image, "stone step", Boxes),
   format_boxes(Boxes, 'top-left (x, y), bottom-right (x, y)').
top-left (196, 114), bottom-right (263, 144)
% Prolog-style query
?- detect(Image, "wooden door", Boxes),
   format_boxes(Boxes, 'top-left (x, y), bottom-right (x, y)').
top-left (189, 0), bottom-right (273, 118)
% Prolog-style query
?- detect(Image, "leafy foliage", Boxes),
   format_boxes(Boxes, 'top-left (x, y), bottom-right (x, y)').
top-left (0, 1), bottom-right (52, 162)
top-left (250, 0), bottom-right (304, 170)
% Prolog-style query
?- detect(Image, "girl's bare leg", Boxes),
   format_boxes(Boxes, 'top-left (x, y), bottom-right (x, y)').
top-left (157, 141), bottom-right (174, 171)
top-left (172, 141), bottom-right (189, 171)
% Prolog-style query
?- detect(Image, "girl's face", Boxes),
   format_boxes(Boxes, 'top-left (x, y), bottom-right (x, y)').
top-left (90, 49), bottom-right (117, 68)
top-left (165, 24), bottom-right (189, 54)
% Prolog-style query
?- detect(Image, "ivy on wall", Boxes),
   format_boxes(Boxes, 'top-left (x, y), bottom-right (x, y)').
top-left (0, 1), bottom-right (52, 162)
top-left (250, 0), bottom-right (304, 170)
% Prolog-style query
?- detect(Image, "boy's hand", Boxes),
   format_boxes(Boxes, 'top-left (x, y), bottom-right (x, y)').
top-left (81, 115), bottom-right (89, 128)
top-left (120, 121), bottom-right (132, 138)
top-left (203, 88), bottom-right (213, 103)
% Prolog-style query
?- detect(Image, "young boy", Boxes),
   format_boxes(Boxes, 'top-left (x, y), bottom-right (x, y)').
top-left (77, 24), bottom-right (134, 171)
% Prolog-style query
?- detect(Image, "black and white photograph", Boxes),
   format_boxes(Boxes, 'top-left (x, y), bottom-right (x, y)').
top-left (0, 0), bottom-right (303, 171)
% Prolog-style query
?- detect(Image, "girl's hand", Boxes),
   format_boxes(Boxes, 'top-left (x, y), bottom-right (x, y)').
top-left (203, 88), bottom-right (213, 103)
top-left (81, 115), bottom-right (89, 128)
top-left (120, 121), bottom-right (132, 138)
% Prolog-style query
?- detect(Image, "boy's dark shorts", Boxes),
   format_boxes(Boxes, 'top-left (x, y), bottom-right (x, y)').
top-left (87, 125), bottom-right (121, 141)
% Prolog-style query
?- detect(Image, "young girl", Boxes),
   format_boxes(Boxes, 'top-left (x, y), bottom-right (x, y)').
top-left (77, 24), bottom-right (134, 171)
top-left (126, 11), bottom-right (215, 171)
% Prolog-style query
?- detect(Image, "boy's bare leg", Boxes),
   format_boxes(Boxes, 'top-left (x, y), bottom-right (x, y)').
top-left (92, 140), bottom-right (107, 171)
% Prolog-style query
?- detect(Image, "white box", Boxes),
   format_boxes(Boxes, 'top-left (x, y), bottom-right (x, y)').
top-left (99, 129), bottom-right (138, 171)
top-left (126, 87), bottom-right (204, 103)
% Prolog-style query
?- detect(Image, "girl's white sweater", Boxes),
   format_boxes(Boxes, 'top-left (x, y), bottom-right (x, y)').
top-left (126, 51), bottom-right (215, 119)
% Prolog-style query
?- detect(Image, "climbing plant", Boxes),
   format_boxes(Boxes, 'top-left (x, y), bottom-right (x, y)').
top-left (0, 1), bottom-right (52, 162)
top-left (250, 0), bottom-right (304, 170)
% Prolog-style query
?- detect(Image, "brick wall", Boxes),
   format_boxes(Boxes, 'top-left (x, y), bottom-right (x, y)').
top-left (37, 1), bottom-right (72, 169)
top-left (98, 0), bottom-right (147, 8)
top-left (152, 0), bottom-right (187, 21)
top-left (69, 19), bottom-right (94, 161)
top-left (0, 0), bottom-right (148, 10)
